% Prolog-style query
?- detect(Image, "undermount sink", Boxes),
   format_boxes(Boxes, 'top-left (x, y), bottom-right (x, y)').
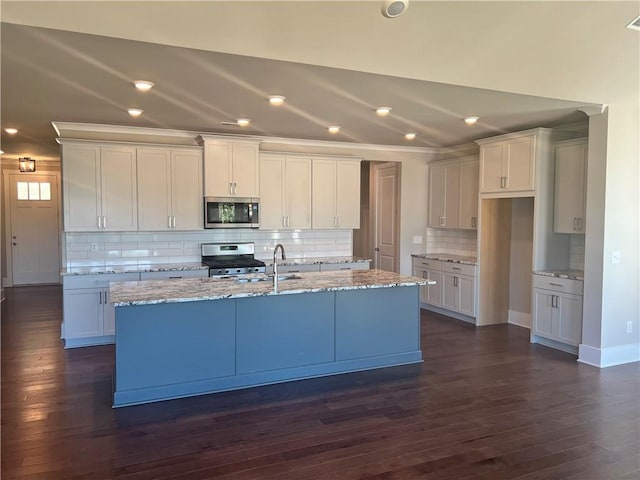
top-left (235, 274), bottom-right (303, 284)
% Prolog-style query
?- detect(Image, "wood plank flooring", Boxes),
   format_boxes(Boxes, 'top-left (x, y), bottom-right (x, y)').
top-left (2, 285), bottom-right (638, 479)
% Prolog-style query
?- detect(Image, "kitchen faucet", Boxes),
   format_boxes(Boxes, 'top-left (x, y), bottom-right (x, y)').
top-left (273, 244), bottom-right (286, 290)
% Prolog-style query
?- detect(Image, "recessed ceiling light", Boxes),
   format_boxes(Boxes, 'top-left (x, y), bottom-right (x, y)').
top-left (127, 108), bottom-right (143, 117)
top-left (134, 80), bottom-right (155, 91)
top-left (405, 133), bottom-right (416, 140)
top-left (237, 118), bottom-right (251, 127)
top-left (268, 95), bottom-right (286, 106)
top-left (464, 116), bottom-right (479, 125)
top-left (328, 126), bottom-right (341, 134)
top-left (376, 107), bottom-right (392, 116)
top-left (381, 0), bottom-right (409, 18)
top-left (4, 128), bottom-right (18, 135)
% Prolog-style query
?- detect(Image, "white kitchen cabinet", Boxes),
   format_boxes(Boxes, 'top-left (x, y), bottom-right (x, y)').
top-left (478, 134), bottom-right (535, 195)
top-left (62, 142), bottom-right (137, 232)
top-left (137, 148), bottom-right (203, 231)
top-left (554, 139), bottom-right (588, 234)
top-left (312, 158), bottom-right (361, 229)
top-left (260, 154), bottom-right (312, 229)
top-left (532, 275), bottom-right (583, 348)
top-left (428, 158), bottom-right (478, 229)
top-left (62, 272), bottom-right (140, 347)
top-left (411, 257), bottom-right (443, 308)
top-left (201, 137), bottom-right (260, 197)
top-left (440, 262), bottom-right (477, 317)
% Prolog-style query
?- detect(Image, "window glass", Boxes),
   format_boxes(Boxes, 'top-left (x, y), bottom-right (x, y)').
top-left (17, 182), bottom-right (29, 200)
top-left (28, 182), bottom-right (40, 200)
top-left (40, 182), bottom-right (51, 200)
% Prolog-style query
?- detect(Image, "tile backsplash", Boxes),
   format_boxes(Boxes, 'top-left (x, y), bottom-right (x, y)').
top-left (425, 228), bottom-right (478, 257)
top-left (64, 230), bottom-right (353, 268)
top-left (569, 234), bottom-right (585, 270)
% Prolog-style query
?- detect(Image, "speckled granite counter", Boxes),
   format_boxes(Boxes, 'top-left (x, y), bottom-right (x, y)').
top-left (262, 256), bottom-right (371, 267)
top-left (61, 263), bottom-right (209, 276)
top-left (533, 269), bottom-right (584, 281)
top-left (110, 269), bottom-right (426, 307)
top-left (411, 253), bottom-right (477, 265)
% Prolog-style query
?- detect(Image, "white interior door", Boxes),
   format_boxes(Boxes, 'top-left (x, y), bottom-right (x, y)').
top-left (9, 174), bottom-right (61, 285)
top-left (373, 163), bottom-right (399, 272)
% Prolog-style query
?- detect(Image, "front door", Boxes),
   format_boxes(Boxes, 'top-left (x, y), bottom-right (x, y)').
top-left (9, 174), bottom-right (61, 285)
top-left (373, 163), bottom-right (399, 272)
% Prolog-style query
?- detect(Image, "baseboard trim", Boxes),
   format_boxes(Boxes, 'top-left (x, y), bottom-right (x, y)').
top-left (508, 310), bottom-right (531, 329)
top-left (420, 303), bottom-right (476, 325)
top-left (578, 343), bottom-right (640, 368)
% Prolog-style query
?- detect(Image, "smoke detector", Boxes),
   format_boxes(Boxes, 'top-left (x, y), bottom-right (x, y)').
top-left (381, 0), bottom-right (409, 18)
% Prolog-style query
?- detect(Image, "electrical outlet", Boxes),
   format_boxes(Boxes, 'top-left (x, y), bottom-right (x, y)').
top-left (90, 243), bottom-right (99, 252)
top-left (627, 321), bottom-right (633, 333)
top-left (413, 235), bottom-right (423, 245)
top-left (612, 251), bottom-right (621, 264)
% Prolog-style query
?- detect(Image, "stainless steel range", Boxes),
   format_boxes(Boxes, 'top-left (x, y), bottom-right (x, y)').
top-left (201, 242), bottom-right (266, 277)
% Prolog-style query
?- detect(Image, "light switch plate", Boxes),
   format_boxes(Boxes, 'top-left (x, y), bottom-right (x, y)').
top-left (612, 251), bottom-right (621, 264)
top-left (413, 235), bottom-right (423, 245)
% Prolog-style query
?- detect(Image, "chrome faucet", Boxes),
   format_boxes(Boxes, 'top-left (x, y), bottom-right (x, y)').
top-left (273, 244), bottom-right (286, 290)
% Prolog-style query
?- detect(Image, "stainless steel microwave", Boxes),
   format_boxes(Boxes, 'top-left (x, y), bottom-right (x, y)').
top-left (204, 197), bottom-right (259, 229)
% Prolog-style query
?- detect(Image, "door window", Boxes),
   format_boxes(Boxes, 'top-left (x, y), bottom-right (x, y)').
top-left (16, 181), bottom-right (51, 201)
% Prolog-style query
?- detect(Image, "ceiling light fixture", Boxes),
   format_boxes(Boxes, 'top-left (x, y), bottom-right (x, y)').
top-left (134, 80), bottom-right (155, 91)
top-left (236, 118), bottom-right (251, 127)
top-left (381, 0), bottom-right (409, 18)
top-left (405, 133), bottom-right (416, 140)
top-left (328, 126), bottom-right (341, 134)
top-left (464, 116), bottom-right (479, 125)
top-left (626, 14), bottom-right (640, 31)
top-left (4, 128), bottom-right (18, 135)
top-left (268, 95), bottom-right (286, 106)
top-left (127, 108), bottom-right (144, 117)
top-left (0, 150), bottom-right (4, 154)
top-left (376, 107), bottom-right (392, 116)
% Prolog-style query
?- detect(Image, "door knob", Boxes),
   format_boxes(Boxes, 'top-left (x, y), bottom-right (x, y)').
top-left (374, 247), bottom-right (380, 252)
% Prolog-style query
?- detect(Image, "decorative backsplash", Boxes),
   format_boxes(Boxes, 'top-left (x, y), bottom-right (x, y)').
top-left (64, 230), bottom-right (353, 268)
top-left (425, 228), bottom-right (478, 257)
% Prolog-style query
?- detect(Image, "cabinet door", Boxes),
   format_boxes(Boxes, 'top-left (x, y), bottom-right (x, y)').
top-left (533, 289), bottom-right (554, 338)
top-left (171, 150), bottom-right (203, 230)
top-left (554, 143), bottom-right (587, 233)
top-left (458, 275), bottom-right (476, 316)
top-left (443, 164), bottom-right (460, 228)
top-left (204, 142), bottom-right (231, 196)
top-left (100, 146), bottom-right (138, 231)
top-left (505, 136), bottom-right (535, 192)
top-left (557, 293), bottom-right (583, 346)
top-left (259, 155), bottom-right (285, 229)
top-left (441, 272), bottom-right (459, 311)
top-left (459, 162), bottom-right (479, 229)
top-left (137, 148), bottom-right (172, 231)
top-left (62, 144), bottom-right (101, 231)
top-left (428, 164), bottom-right (446, 227)
top-left (412, 267), bottom-right (428, 304)
top-left (285, 157), bottom-right (312, 229)
top-left (231, 143), bottom-right (259, 197)
top-left (336, 160), bottom-right (361, 228)
top-left (426, 269), bottom-right (442, 307)
top-left (103, 289), bottom-right (116, 336)
top-left (63, 288), bottom-right (102, 338)
top-left (479, 143), bottom-right (505, 193)
top-left (312, 159), bottom-right (337, 229)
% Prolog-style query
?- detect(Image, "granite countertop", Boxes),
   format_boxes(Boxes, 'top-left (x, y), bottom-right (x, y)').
top-left (411, 253), bottom-right (478, 265)
top-left (262, 256), bottom-right (372, 267)
top-left (60, 263), bottom-right (209, 276)
top-left (534, 269), bottom-right (584, 281)
top-left (110, 269), bottom-right (428, 307)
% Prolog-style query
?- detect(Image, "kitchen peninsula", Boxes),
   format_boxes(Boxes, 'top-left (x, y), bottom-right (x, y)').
top-left (110, 269), bottom-right (428, 407)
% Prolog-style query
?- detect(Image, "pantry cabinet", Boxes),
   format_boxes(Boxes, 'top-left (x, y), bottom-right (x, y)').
top-left (62, 142), bottom-right (137, 232)
top-left (477, 134), bottom-right (535, 195)
top-left (312, 158), bottom-right (361, 229)
top-left (201, 137), bottom-right (260, 198)
top-left (260, 154), bottom-right (312, 230)
top-left (137, 148), bottom-right (203, 231)
top-left (532, 274), bottom-right (583, 349)
top-left (428, 157), bottom-right (478, 229)
top-left (554, 138), bottom-right (588, 234)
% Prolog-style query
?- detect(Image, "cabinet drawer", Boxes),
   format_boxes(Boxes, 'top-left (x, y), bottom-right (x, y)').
top-left (267, 264), bottom-right (320, 274)
top-left (140, 270), bottom-right (208, 281)
top-left (63, 272), bottom-right (140, 289)
top-left (413, 258), bottom-right (441, 270)
top-left (319, 262), bottom-right (369, 272)
top-left (533, 275), bottom-right (583, 295)
top-left (441, 262), bottom-right (476, 277)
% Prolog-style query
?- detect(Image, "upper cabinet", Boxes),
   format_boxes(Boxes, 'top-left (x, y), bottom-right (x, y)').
top-left (200, 136), bottom-right (260, 198)
top-left (477, 134), bottom-right (535, 195)
top-left (260, 154), bottom-right (312, 230)
top-left (312, 158), bottom-right (361, 229)
top-left (554, 138), bottom-right (588, 234)
top-left (137, 148), bottom-right (203, 231)
top-left (62, 142), bottom-right (137, 232)
top-left (428, 157), bottom-right (478, 229)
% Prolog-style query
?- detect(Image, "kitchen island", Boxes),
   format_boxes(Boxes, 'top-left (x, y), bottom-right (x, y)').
top-left (110, 269), bottom-right (429, 407)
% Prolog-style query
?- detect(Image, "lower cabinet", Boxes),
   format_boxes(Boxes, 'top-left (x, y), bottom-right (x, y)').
top-left (139, 270), bottom-right (209, 281)
top-left (532, 275), bottom-right (583, 349)
top-left (62, 272), bottom-right (140, 347)
top-left (412, 256), bottom-right (477, 319)
top-left (267, 261), bottom-right (370, 275)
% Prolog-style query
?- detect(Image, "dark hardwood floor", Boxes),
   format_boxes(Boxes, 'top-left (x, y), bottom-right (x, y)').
top-left (2, 285), bottom-right (638, 479)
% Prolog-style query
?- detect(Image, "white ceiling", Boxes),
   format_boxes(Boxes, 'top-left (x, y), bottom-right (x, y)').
top-left (1, 6), bottom-right (602, 160)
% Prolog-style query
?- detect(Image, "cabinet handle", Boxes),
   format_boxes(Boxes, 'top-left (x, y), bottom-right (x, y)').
top-left (549, 282), bottom-right (563, 287)
top-left (168, 276), bottom-right (182, 279)
top-left (233, 182), bottom-right (237, 195)
top-left (453, 276), bottom-right (458, 287)
top-left (452, 267), bottom-right (461, 270)
top-left (500, 176), bottom-right (504, 188)
top-left (172, 216), bottom-right (176, 229)
top-left (97, 216), bottom-right (102, 229)
top-left (336, 217), bottom-right (340, 228)
top-left (422, 271), bottom-right (428, 279)
top-left (229, 182), bottom-right (233, 195)
top-left (578, 217), bottom-right (583, 231)
top-left (168, 216), bottom-right (173, 229)
top-left (102, 217), bottom-right (107, 229)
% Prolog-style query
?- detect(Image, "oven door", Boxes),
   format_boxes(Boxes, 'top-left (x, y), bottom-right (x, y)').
top-left (204, 198), bottom-right (259, 228)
